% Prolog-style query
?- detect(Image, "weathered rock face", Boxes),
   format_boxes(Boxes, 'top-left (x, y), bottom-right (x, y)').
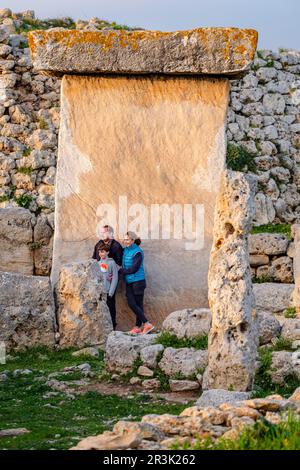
top-left (202, 170), bottom-right (258, 391)
top-left (29, 28), bottom-right (258, 76)
top-left (196, 389), bottom-right (251, 408)
top-left (57, 260), bottom-right (113, 348)
top-left (253, 283), bottom-right (294, 313)
top-left (105, 331), bottom-right (158, 372)
top-left (270, 351), bottom-right (300, 385)
top-left (257, 311), bottom-right (281, 345)
top-left (249, 233), bottom-right (289, 256)
top-left (0, 207), bottom-right (34, 274)
top-left (50, 74), bottom-right (229, 328)
top-left (0, 271), bottom-right (56, 351)
top-left (161, 308), bottom-right (211, 339)
top-left (158, 347), bottom-right (208, 378)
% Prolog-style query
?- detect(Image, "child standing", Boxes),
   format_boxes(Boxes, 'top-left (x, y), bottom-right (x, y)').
top-left (98, 243), bottom-right (118, 330)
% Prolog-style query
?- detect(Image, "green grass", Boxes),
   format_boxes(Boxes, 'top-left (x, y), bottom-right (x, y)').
top-left (0, 347), bottom-right (189, 450)
top-left (252, 275), bottom-right (274, 284)
top-left (284, 307), bottom-right (297, 319)
top-left (252, 338), bottom-right (300, 398)
top-left (22, 147), bottom-right (32, 157)
top-left (0, 195), bottom-right (10, 203)
top-left (226, 143), bottom-right (257, 173)
top-left (16, 167), bottom-right (33, 175)
top-left (250, 223), bottom-right (292, 240)
top-left (177, 414), bottom-right (300, 450)
top-left (155, 332), bottom-right (208, 350)
top-left (16, 17), bottom-right (76, 34)
top-left (13, 194), bottom-right (33, 209)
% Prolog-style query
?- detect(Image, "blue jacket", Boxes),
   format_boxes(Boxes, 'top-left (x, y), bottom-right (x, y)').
top-left (121, 244), bottom-right (145, 284)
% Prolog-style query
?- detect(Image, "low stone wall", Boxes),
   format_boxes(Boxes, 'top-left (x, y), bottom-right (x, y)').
top-left (249, 232), bottom-right (294, 282)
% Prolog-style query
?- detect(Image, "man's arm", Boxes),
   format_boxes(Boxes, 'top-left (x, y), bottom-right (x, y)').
top-left (113, 241), bottom-right (123, 267)
top-left (92, 242), bottom-right (99, 260)
top-left (119, 252), bottom-right (142, 275)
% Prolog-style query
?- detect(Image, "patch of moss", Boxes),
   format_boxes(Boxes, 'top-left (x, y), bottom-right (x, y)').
top-left (250, 223), bottom-right (292, 240)
top-left (226, 143), bottom-right (257, 173)
top-left (14, 194), bottom-right (33, 209)
top-left (284, 307), bottom-right (297, 319)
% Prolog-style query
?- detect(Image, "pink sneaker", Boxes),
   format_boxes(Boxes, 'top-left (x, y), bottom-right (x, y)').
top-left (141, 323), bottom-right (155, 335)
top-left (128, 327), bottom-right (142, 335)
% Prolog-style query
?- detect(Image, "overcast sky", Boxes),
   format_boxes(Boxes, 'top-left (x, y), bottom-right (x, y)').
top-left (5, 0), bottom-right (300, 51)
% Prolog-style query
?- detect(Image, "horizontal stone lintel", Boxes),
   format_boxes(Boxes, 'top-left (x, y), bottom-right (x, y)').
top-left (28, 28), bottom-right (258, 78)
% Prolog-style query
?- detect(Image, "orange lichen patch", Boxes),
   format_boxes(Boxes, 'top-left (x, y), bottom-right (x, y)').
top-left (28, 26), bottom-right (258, 58)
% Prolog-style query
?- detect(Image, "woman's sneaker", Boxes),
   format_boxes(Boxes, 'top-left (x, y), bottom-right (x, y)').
top-left (141, 323), bottom-right (155, 335)
top-left (128, 327), bottom-right (142, 335)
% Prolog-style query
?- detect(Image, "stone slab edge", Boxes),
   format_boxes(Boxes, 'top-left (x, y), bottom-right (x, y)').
top-left (28, 28), bottom-right (258, 77)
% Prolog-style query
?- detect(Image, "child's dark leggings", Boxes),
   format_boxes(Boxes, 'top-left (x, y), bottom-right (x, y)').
top-left (125, 280), bottom-right (148, 327)
top-left (106, 293), bottom-right (117, 330)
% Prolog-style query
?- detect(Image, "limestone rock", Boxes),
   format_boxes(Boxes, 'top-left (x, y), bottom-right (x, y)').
top-left (196, 389), bottom-right (251, 408)
top-left (70, 429), bottom-right (141, 450)
top-left (0, 207), bottom-right (34, 275)
top-left (253, 283), bottom-right (294, 313)
top-left (105, 331), bottom-right (158, 372)
top-left (137, 366), bottom-right (154, 377)
top-left (0, 271), bottom-right (56, 352)
top-left (33, 213), bottom-right (53, 276)
top-left (257, 312), bottom-right (281, 345)
top-left (202, 170), bottom-right (258, 391)
top-left (270, 351), bottom-right (298, 385)
top-left (169, 380), bottom-right (200, 392)
top-left (29, 28), bottom-right (258, 76)
top-left (140, 344), bottom-right (164, 369)
top-left (142, 379), bottom-right (160, 391)
top-left (158, 347), bottom-right (208, 378)
top-left (271, 256), bottom-right (294, 283)
top-left (281, 318), bottom-right (300, 342)
top-left (253, 193), bottom-right (275, 225)
top-left (72, 347), bottom-right (100, 358)
top-left (249, 233), bottom-right (289, 256)
top-left (57, 260), bottom-right (113, 348)
top-left (161, 308), bottom-right (211, 339)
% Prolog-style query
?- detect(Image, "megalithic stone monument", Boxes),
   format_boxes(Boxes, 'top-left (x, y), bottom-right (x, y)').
top-left (28, 27), bottom-right (258, 336)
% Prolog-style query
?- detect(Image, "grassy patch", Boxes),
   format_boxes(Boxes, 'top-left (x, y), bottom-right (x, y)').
top-left (22, 147), bottom-right (32, 157)
top-left (16, 166), bottom-right (33, 175)
top-left (0, 195), bottom-right (10, 203)
top-left (0, 347), bottom-right (188, 450)
top-left (155, 332), bottom-right (208, 350)
top-left (226, 143), bottom-right (257, 173)
top-left (253, 338), bottom-right (300, 398)
top-left (252, 275), bottom-right (274, 284)
top-left (284, 307), bottom-right (297, 319)
top-left (13, 194), bottom-right (33, 209)
top-left (178, 414), bottom-right (300, 450)
top-left (250, 223), bottom-right (292, 240)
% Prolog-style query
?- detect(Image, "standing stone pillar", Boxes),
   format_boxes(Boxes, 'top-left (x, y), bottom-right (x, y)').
top-left (28, 28), bottom-right (258, 329)
top-left (202, 170), bottom-right (258, 391)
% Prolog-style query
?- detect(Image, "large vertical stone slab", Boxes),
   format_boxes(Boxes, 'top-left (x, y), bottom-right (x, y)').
top-left (292, 224), bottom-right (300, 317)
top-left (51, 75), bottom-right (229, 327)
top-left (0, 207), bottom-right (34, 275)
top-left (202, 170), bottom-right (258, 391)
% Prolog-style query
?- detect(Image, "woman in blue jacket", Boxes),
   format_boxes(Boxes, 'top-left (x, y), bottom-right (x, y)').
top-left (119, 231), bottom-right (155, 335)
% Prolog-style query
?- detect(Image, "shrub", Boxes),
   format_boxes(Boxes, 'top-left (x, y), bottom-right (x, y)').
top-left (284, 307), bottom-right (297, 319)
